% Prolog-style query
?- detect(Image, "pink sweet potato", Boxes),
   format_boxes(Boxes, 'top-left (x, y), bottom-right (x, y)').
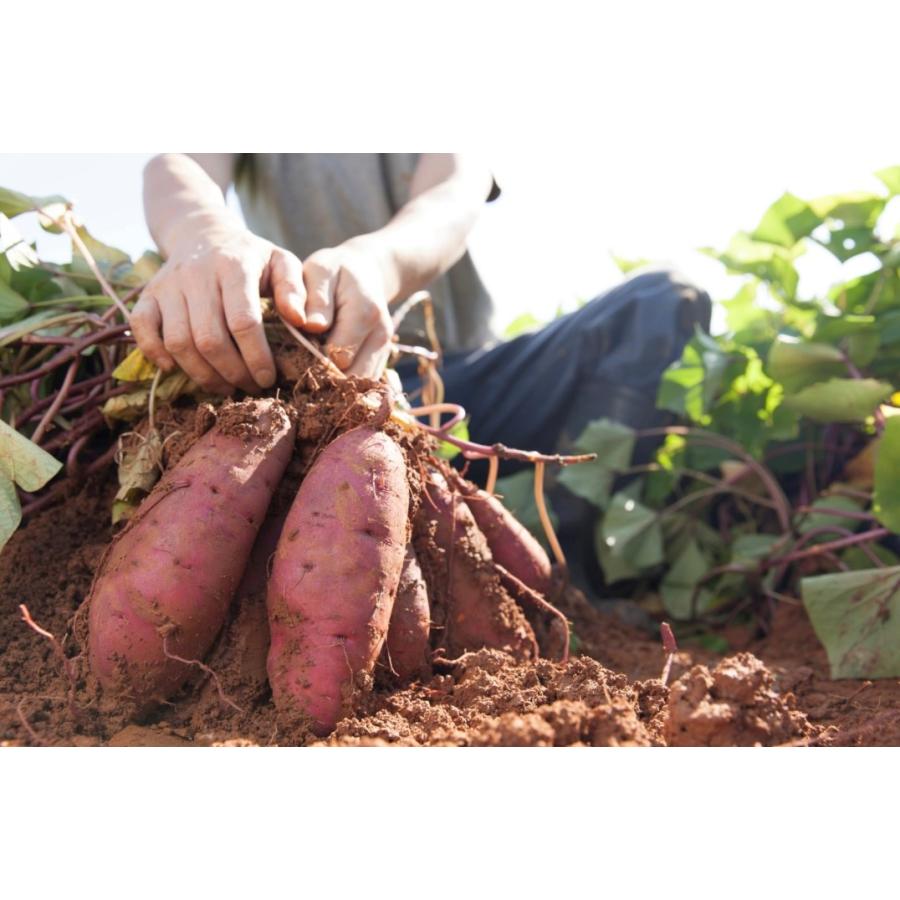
top-left (87, 398), bottom-right (295, 711)
top-left (452, 473), bottom-right (552, 597)
top-left (416, 472), bottom-right (536, 660)
top-left (266, 426), bottom-right (409, 735)
top-left (382, 547), bottom-right (431, 682)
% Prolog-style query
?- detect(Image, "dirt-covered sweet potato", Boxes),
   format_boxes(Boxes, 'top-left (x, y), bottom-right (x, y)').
top-left (266, 426), bottom-right (409, 736)
top-left (416, 471), bottom-right (536, 660)
top-left (87, 398), bottom-right (295, 712)
top-left (382, 547), bottom-right (431, 683)
top-left (452, 473), bottom-right (552, 597)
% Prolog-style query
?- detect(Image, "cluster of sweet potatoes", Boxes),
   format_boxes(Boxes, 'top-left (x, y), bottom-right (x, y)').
top-left (85, 388), bottom-right (559, 737)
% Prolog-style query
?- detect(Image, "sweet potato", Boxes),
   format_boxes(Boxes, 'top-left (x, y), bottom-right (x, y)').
top-left (452, 473), bottom-right (552, 597)
top-left (382, 547), bottom-right (431, 682)
top-left (416, 472), bottom-right (536, 660)
top-left (266, 426), bottom-right (409, 736)
top-left (87, 397), bottom-right (295, 712)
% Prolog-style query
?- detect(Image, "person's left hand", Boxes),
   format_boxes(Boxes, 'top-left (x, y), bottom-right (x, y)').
top-left (276, 238), bottom-right (395, 379)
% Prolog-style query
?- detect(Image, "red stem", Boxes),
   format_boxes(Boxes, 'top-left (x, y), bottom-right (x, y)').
top-left (30, 359), bottom-right (79, 444)
top-left (770, 528), bottom-right (890, 568)
top-left (420, 425), bottom-right (595, 466)
top-left (0, 324), bottom-right (129, 388)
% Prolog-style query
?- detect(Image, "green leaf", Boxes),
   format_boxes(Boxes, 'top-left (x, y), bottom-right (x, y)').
top-left (817, 226), bottom-right (882, 263)
top-left (703, 232), bottom-right (801, 299)
top-left (795, 493), bottom-right (865, 539)
top-left (751, 192), bottom-right (822, 248)
top-left (434, 418), bottom-right (469, 461)
top-left (599, 492), bottom-right (664, 571)
top-left (875, 166), bottom-right (900, 195)
top-left (767, 338), bottom-right (846, 393)
top-left (847, 331), bottom-right (880, 368)
top-left (610, 254), bottom-right (651, 275)
top-left (0, 186), bottom-right (68, 221)
top-left (0, 418), bottom-right (63, 492)
top-left (803, 566), bottom-right (900, 679)
top-left (657, 331), bottom-right (738, 421)
top-left (783, 378), bottom-right (893, 423)
top-left (502, 312), bottom-right (542, 339)
top-left (721, 281), bottom-right (775, 342)
top-left (810, 192), bottom-right (886, 229)
top-left (494, 468), bottom-right (558, 550)
top-left (0, 474), bottom-right (22, 555)
top-left (812, 314), bottom-right (876, 343)
top-left (70, 225), bottom-right (132, 282)
top-left (557, 418), bottom-right (635, 507)
top-left (660, 538), bottom-right (712, 620)
top-left (874, 416), bottom-right (900, 532)
top-left (730, 533), bottom-right (780, 564)
top-left (0, 280), bottom-right (29, 324)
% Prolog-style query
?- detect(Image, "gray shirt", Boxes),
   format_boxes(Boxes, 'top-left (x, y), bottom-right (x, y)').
top-left (235, 153), bottom-right (497, 353)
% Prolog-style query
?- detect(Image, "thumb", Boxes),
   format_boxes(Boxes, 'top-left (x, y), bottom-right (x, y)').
top-left (270, 247), bottom-right (307, 326)
top-left (301, 251), bottom-right (338, 334)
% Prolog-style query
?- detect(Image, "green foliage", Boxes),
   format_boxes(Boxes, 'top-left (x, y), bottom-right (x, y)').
top-left (577, 166), bottom-right (900, 677)
top-left (874, 417), bottom-right (900, 532)
top-left (494, 468), bottom-right (558, 552)
top-left (0, 419), bottom-right (62, 552)
top-left (803, 567), bottom-right (900, 679)
top-left (557, 418), bottom-right (635, 507)
top-left (783, 377), bottom-right (893, 422)
top-left (433, 418), bottom-right (470, 461)
top-left (0, 186), bottom-right (163, 551)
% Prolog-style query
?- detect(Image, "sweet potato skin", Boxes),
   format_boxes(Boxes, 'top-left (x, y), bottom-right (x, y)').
top-left (266, 426), bottom-right (409, 736)
top-left (453, 474), bottom-right (552, 597)
top-left (383, 547), bottom-right (431, 682)
top-left (416, 472), bottom-right (536, 660)
top-left (87, 398), bottom-right (295, 711)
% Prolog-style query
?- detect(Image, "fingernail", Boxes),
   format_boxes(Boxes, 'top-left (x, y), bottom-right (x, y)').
top-left (307, 312), bottom-right (328, 329)
top-left (329, 346), bottom-right (352, 369)
top-left (257, 367), bottom-right (276, 388)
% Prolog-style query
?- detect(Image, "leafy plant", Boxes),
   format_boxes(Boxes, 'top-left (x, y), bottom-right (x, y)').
top-left (0, 189), bottom-right (168, 551)
top-left (510, 166), bottom-right (900, 679)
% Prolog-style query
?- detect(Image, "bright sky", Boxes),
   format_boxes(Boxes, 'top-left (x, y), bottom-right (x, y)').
top-left (1, 149), bottom-right (897, 334)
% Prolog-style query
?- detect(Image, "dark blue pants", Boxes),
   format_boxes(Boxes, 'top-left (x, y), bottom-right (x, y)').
top-left (397, 269), bottom-right (712, 478)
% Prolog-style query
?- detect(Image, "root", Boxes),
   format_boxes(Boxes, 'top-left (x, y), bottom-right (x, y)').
top-left (534, 461), bottom-right (567, 573)
top-left (279, 314), bottom-right (345, 377)
top-left (19, 604), bottom-right (79, 719)
top-left (161, 637), bottom-right (244, 714)
top-left (495, 563), bottom-right (571, 663)
top-left (485, 456), bottom-right (499, 495)
top-left (16, 698), bottom-right (43, 746)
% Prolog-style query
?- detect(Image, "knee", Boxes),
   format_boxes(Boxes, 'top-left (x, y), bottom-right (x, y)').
top-left (622, 268), bottom-right (712, 335)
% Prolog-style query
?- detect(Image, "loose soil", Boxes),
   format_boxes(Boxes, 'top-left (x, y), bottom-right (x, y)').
top-left (2, 336), bottom-right (898, 747)
top-left (2, 472), bottom-right (897, 746)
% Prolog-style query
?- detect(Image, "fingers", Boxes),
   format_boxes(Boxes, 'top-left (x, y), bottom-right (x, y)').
top-left (347, 324), bottom-right (393, 379)
top-left (160, 290), bottom-right (233, 395)
top-left (130, 292), bottom-right (175, 372)
top-left (187, 278), bottom-right (259, 394)
top-left (270, 248), bottom-right (307, 327)
top-left (329, 285), bottom-right (393, 375)
top-left (302, 252), bottom-right (338, 333)
top-left (220, 262), bottom-right (277, 389)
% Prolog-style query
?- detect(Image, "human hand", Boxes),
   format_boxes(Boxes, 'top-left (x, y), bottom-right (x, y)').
top-left (278, 238), bottom-right (395, 379)
top-left (131, 218), bottom-right (306, 393)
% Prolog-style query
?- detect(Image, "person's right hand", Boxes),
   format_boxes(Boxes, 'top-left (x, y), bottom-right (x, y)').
top-left (131, 219), bottom-right (307, 394)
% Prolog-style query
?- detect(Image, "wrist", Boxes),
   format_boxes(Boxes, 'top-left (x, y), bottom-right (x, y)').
top-left (161, 209), bottom-right (244, 256)
top-left (345, 232), bottom-right (402, 302)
